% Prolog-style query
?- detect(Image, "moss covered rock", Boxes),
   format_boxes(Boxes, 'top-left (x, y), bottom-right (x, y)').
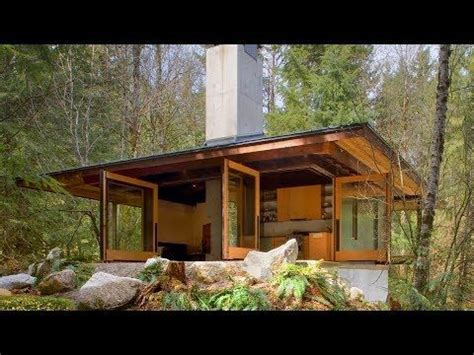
top-left (37, 269), bottom-right (76, 295)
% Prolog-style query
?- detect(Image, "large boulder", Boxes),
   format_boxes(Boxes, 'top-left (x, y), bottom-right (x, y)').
top-left (242, 239), bottom-right (298, 281)
top-left (77, 272), bottom-right (144, 310)
top-left (186, 261), bottom-right (243, 284)
top-left (0, 273), bottom-right (36, 290)
top-left (37, 269), bottom-right (76, 295)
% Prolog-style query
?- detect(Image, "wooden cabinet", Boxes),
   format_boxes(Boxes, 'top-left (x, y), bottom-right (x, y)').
top-left (304, 232), bottom-right (331, 260)
top-left (271, 236), bottom-right (288, 249)
top-left (277, 185), bottom-right (322, 221)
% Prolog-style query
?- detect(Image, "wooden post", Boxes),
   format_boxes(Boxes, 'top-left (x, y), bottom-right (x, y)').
top-left (385, 173), bottom-right (393, 263)
top-left (99, 169), bottom-right (107, 261)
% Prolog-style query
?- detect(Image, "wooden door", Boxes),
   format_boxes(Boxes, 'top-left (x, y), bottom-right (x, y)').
top-left (222, 159), bottom-right (260, 259)
top-left (100, 170), bottom-right (159, 261)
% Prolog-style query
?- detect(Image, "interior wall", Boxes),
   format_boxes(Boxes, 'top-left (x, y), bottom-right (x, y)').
top-left (157, 183), bottom-right (218, 256)
top-left (158, 200), bottom-right (195, 247)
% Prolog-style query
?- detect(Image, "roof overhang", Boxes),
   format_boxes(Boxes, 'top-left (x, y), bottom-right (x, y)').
top-left (19, 123), bottom-right (424, 200)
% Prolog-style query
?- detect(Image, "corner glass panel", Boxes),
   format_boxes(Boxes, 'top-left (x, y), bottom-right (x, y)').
top-left (106, 180), bottom-right (154, 252)
top-left (339, 180), bottom-right (386, 251)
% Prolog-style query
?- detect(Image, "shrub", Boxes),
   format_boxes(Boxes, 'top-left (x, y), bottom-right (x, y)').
top-left (0, 296), bottom-right (76, 311)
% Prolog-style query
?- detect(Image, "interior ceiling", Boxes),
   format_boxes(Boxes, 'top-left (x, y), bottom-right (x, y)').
top-left (143, 166), bottom-right (330, 206)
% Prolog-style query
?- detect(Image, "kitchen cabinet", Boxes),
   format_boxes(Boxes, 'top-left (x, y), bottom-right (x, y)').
top-left (277, 185), bottom-right (322, 221)
top-left (304, 232), bottom-right (331, 260)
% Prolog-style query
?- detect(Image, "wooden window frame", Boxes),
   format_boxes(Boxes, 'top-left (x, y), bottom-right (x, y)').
top-left (100, 170), bottom-right (159, 262)
top-left (334, 173), bottom-right (391, 262)
top-left (222, 159), bottom-right (260, 260)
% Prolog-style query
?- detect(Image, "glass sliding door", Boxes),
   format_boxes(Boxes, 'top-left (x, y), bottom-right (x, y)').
top-left (222, 159), bottom-right (260, 259)
top-left (100, 170), bottom-right (158, 261)
top-left (335, 174), bottom-right (390, 261)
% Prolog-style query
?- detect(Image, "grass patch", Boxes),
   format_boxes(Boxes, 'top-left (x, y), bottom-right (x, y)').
top-left (0, 295), bottom-right (76, 311)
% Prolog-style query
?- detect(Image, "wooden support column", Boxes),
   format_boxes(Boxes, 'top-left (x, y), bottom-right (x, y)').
top-left (331, 177), bottom-right (337, 261)
top-left (385, 173), bottom-right (393, 263)
top-left (99, 169), bottom-right (107, 261)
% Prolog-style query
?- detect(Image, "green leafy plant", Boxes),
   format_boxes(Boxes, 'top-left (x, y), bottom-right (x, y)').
top-left (195, 283), bottom-right (270, 311)
top-left (389, 277), bottom-right (433, 310)
top-left (272, 263), bottom-right (348, 309)
top-left (137, 262), bottom-right (164, 283)
top-left (0, 296), bottom-right (76, 311)
top-left (161, 291), bottom-right (195, 310)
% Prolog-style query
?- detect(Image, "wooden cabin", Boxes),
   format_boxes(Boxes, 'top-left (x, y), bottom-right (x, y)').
top-left (22, 45), bottom-right (423, 263)
top-left (29, 123), bottom-right (422, 263)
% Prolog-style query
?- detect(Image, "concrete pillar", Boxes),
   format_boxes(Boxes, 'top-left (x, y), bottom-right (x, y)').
top-left (205, 45), bottom-right (263, 145)
top-left (205, 179), bottom-right (222, 260)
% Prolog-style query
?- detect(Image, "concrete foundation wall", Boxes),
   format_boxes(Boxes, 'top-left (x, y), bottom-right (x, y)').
top-left (337, 266), bottom-right (388, 303)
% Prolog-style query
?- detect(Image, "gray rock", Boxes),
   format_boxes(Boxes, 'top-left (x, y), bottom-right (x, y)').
top-left (77, 272), bottom-right (144, 310)
top-left (242, 238), bottom-right (298, 281)
top-left (27, 263), bottom-right (37, 276)
top-left (349, 287), bottom-right (365, 301)
top-left (93, 262), bottom-right (145, 278)
top-left (37, 269), bottom-right (76, 295)
top-left (36, 261), bottom-right (52, 278)
top-left (0, 273), bottom-right (36, 290)
top-left (46, 247), bottom-right (62, 261)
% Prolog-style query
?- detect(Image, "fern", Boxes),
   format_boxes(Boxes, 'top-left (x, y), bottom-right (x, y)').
top-left (137, 263), bottom-right (164, 284)
top-left (196, 283), bottom-right (270, 311)
top-left (161, 291), bottom-right (195, 310)
top-left (272, 262), bottom-right (348, 308)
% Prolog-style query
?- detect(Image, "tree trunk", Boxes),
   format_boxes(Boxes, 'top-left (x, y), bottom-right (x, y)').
top-left (413, 44), bottom-right (451, 292)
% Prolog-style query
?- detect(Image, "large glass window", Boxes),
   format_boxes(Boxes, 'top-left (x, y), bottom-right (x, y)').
top-left (338, 178), bottom-right (388, 256)
top-left (101, 171), bottom-right (158, 261)
top-left (223, 159), bottom-right (260, 259)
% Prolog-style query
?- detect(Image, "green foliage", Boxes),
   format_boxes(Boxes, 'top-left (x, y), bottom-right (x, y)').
top-left (161, 291), bottom-right (195, 311)
top-left (272, 263), bottom-right (348, 309)
top-left (194, 283), bottom-right (270, 311)
top-left (266, 45), bottom-right (374, 135)
top-left (273, 264), bottom-right (310, 302)
top-left (137, 262), bottom-right (164, 284)
top-left (0, 295), bottom-right (76, 311)
top-left (389, 277), bottom-right (433, 310)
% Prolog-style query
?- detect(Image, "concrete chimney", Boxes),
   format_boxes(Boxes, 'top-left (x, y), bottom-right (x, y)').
top-left (205, 45), bottom-right (264, 146)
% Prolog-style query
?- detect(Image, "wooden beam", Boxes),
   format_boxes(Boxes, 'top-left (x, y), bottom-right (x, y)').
top-left (336, 137), bottom-right (420, 196)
